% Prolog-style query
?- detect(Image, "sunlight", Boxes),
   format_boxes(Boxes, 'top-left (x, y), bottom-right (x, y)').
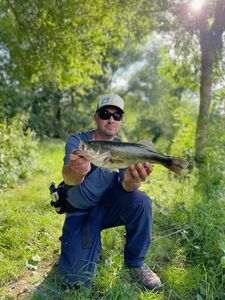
top-left (190, 0), bottom-right (204, 11)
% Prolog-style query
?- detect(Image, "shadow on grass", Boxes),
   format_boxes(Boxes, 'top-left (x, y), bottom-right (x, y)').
top-left (27, 264), bottom-right (66, 300)
top-left (27, 262), bottom-right (162, 300)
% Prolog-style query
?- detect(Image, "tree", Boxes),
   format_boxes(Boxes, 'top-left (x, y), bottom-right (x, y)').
top-left (193, 0), bottom-right (225, 163)
top-left (0, 0), bottom-right (160, 139)
top-left (169, 0), bottom-right (225, 164)
top-left (0, 0), bottom-right (149, 88)
top-left (110, 36), bottom-right (185, 145)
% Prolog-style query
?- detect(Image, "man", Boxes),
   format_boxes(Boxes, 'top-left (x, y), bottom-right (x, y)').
top-left (59, 93), bottom-right (163, 291)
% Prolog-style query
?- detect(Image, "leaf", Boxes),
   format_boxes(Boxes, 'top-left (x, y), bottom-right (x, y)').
top-left (25, 254), bottom-right (41, 270)
top-left (196, 294), bottom-right (203, 300)
top-left (221, 256), bottom-right (225, 268)
top-left (0, 252), bottom-right (4, 261)
top-left (32, 254), bottom-right (41, 262)
top-left (25, 261), bottom-right (38, 271)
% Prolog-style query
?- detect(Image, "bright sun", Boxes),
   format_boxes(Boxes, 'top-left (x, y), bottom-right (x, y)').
top-left (190, 0), bottom-right (204, 11)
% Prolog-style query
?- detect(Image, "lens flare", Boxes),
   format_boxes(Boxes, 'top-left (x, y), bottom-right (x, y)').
top-left (190, 0), bottom-right (204, 11)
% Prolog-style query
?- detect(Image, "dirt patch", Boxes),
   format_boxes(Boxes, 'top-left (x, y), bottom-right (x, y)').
top-left (2, 259), bottom-right (59, 299)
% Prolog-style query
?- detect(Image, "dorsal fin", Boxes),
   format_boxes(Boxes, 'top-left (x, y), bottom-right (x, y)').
top-left (138, 139), bottom-right (155, 150)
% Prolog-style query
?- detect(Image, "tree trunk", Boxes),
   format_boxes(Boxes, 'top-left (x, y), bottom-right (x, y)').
top-left (195, 48), bottom-right (214, 164)
top-left (194, 0), bottom-right (225, 165)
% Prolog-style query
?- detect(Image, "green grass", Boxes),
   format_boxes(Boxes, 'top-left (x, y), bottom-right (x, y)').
top-left (1, 139), bottom-right (225, 299)
top-left (0, 139), bottom-right (64, 293)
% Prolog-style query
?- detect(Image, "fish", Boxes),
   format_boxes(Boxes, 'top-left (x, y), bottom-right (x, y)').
top-left (75, 140), bottom-right (189, 175)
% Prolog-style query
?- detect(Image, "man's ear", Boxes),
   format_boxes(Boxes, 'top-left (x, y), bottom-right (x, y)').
top-left (93, 113), bottom-right (98, 122)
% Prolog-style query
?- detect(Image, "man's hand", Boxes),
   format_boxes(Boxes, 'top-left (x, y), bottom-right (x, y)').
top-left (62, 151), bottom-right (91, 186)
top-left (68, 151), bottom-right (91, 176)
top-left (122, 162), bottom-right (153, 192)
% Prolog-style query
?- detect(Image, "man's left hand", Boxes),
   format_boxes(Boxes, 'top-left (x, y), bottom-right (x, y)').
top-left (122, 162), bottom-right (153, 192)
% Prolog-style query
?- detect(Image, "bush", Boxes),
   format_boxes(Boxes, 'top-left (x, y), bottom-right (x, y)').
top-left (0, 114), bottom-right (37, 191)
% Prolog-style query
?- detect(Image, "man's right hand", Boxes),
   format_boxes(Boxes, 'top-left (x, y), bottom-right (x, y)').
top-left (68, 152), bottom-right (91, 176)
top-left (62, 151), bottom-right (91, 185)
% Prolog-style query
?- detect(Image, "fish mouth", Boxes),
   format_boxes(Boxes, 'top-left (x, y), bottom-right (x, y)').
top-left (78, 140), bottom-right (111, 167)
top-left (78, 141), bottom-right (100, 160)
top-left (79, 140), bottom-right (88, 152)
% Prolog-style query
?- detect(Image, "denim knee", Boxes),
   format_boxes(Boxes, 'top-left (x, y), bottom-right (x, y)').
top-left (119, 190), bottom-right (152, 224)
top-left (128, 190), bottom-right (151, 214)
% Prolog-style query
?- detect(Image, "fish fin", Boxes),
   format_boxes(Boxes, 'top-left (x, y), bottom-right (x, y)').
top-left (138, 139), bottom-right (155, 150)
top-left (111, 168), bottom-right (120, 173)
top-left (167, 158), bottom-right (189, 176)
top-left (100, 166), bottom-right (120, 173)
top-left (105, 158), bottom-right (124, 172)
top-left (109, 157), bottom-right (124, 163)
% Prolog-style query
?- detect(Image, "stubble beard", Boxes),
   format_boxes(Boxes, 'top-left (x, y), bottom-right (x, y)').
top-left (96, 127), bottom-right (117, 140)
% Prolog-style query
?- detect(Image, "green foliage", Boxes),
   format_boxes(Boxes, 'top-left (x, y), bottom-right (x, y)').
top-left (1, 138), bottom-right (225, 299)
top-left (159, 45), bottom-right (200, 92)
top-left (0, 0), bottom-right (148, 88)
top-left (0, 1), bottom-right (162, 142)
top-left (0, 114), bottom-right (37, 190)
top-left (142, 165), bottom-right (225, 299)
top-left (0, 1), bottom-right (224, 297)
top-left (170, 98), bottom-right (197, 164)
top-left (0, 1), bottom-right (160, 141)
top-left (163, 265), bottom-right (201, 298)
top-left (113, 35), bottom-right (183, 144)
top-left (27, 83), bottom-right (99, 138)
top-left (204, 111), bottom-right (225, 191)
top-left (0, 139), bottom-right (64, 290)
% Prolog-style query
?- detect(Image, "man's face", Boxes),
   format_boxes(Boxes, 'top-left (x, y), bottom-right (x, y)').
top-left (94, 106), bottom-right (123, 138)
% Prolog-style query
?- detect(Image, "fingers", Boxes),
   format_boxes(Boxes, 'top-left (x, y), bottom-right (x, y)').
top-left (128, 165), bottom-right (141, 182)
top-left (128, 162), bottom-right (153, 183)
top-left (70, 150), bottom-right (85, 161)
top-left (143, 161), bottom-right (153, 175)
top-left (69, 152), bottom-right (91, 175)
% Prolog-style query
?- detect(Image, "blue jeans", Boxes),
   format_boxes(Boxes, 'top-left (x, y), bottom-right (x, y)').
top-left (59, 182), bottom-right (152, 287)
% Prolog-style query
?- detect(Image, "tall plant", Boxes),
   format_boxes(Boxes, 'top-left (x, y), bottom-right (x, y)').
top-left (0, 114), bottom-right (37, 190)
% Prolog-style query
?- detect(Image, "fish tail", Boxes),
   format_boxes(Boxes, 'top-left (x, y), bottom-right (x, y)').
top-left (167, 157), bottom-right (189, 176)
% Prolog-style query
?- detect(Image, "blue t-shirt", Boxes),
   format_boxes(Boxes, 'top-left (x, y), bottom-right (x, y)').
top-left (63, 130), bottom-right (125, 209)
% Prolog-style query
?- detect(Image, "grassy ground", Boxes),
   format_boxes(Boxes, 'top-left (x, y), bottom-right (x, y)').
top-left (0, 139), bottom-right (64, 298)
top-left (0, 139), bottom-right (225, 299)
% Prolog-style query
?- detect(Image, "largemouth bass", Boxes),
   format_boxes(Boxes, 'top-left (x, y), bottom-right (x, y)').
top-left (75, 140), bottom-right (189, 175)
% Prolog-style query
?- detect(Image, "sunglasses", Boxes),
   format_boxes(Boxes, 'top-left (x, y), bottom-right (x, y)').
top-left (97, 109), bottom-right (123, 121)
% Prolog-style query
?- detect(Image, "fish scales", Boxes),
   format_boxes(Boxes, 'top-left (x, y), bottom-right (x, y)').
top-left (84, 141), bottom-right (172, 165)
top-left (76, 140), bottom-right (189, 175)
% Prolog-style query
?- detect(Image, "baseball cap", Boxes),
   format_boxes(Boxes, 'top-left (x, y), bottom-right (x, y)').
top-left (97, 94), bottom-right (125, 113)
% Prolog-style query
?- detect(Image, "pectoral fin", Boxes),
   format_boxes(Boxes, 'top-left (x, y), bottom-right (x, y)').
top-left (105, 157), bottom-right (125, 172)
top-left (109, 157), bottom-right (125, 164)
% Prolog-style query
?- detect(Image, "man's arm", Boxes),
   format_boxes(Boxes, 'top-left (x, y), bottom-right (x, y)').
top-left (122, 162), bottom-right (152, 192)
top-left (62, 152), bottom-right (91, 186)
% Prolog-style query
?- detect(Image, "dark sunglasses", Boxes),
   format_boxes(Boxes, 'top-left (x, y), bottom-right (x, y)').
top-left (97, 109), bottom-right (123, 121)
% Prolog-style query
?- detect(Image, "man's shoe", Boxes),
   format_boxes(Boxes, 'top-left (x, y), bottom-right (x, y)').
top-left (131, 264), bottom-right (163, 291)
